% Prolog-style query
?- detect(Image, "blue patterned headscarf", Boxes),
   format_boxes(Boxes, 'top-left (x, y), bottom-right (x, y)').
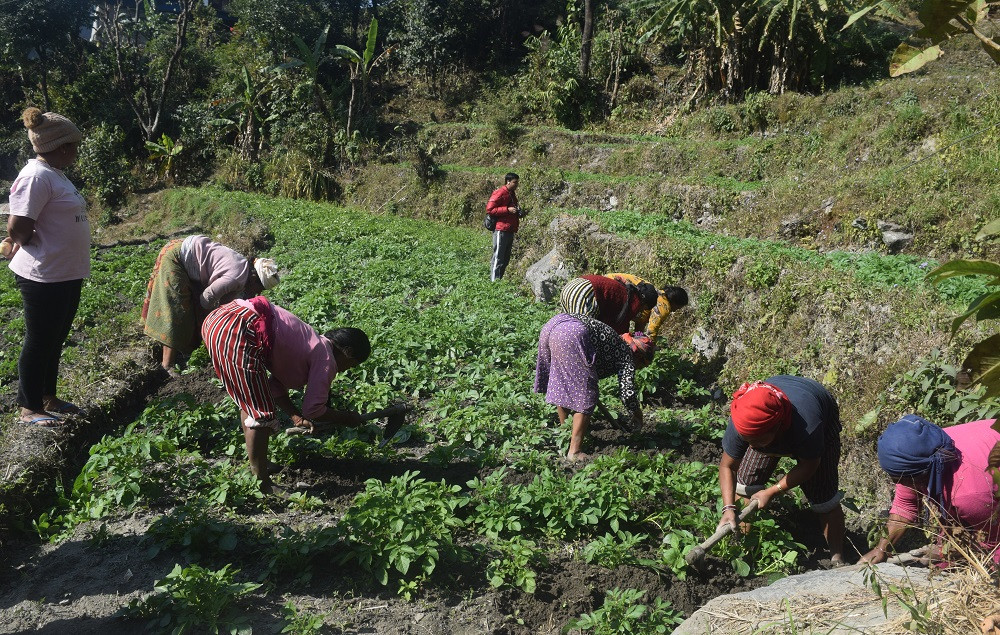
top-left (877, 414), bottom-right (959, 510)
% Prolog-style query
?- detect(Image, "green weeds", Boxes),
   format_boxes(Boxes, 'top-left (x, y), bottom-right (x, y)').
top-left (281, 602), bottom-right (327, 635)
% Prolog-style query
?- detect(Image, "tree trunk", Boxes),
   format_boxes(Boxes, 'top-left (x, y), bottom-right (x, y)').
top-left (346, 76), bottom-right (357, 138)
top-left (580, 0), bottom-right (594, 78)
top-left (37, 50), bottom-right (51, 111)
top-left (100, 0), bottom-right (197, 141)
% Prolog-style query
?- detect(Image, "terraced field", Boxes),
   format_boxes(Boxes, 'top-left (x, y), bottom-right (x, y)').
top-left (2, 65), bottom-right (999, 632)
top-left (0, 189), bottom-right (885, 634)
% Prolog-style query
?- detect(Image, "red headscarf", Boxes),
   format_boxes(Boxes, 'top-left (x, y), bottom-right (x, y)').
top-left (730, 381), bottom-right (792, 437)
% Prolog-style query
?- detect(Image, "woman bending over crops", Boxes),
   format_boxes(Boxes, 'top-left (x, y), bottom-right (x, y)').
top-left (559, 274), bottom-right (659, 335)
top-left (604, 273), bottom-right (688, 345)
top-left (142, 234), bottom-right (279, 376)
top-left (202, 296), bottom-right (370, 494)
top-left (860, 415), bottom-right (1000, 566)
top-left (534, 313), bottom-right (653, 460)
top-left (717, 376), bottom-right (845, 564)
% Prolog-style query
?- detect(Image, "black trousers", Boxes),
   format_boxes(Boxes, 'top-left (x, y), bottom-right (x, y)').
top-left (15, 274), bottom-right (82, 411)
top-left (491, 230), bottom-right (515, 281)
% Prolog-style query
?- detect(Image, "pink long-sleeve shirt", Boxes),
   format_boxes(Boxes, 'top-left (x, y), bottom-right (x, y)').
top-left (889, 419), bottom-right (1000, 560)
top-left (180, 235), bottom-right (250, 310)
top-left (236, 299), bottom-right (338, 419)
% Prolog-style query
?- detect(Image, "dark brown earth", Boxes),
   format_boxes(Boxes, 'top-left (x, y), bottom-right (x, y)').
top-left (1, 367), bottom-right (868, 634)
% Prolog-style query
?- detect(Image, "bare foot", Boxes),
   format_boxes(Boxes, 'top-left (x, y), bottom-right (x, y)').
top-left (981, 614), bottom-right (1000, 634)
top-left (566, 452), bottom-right (591, 462)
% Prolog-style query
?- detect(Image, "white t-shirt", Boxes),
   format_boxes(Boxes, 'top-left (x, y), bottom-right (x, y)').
top-left (7, 159), bottom-right (91, 282)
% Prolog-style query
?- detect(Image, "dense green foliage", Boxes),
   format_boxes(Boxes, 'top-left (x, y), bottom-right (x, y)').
top-left (22, 190), bottom-right (824, 630)
top-left (0, 0), bottom-right (922, 204)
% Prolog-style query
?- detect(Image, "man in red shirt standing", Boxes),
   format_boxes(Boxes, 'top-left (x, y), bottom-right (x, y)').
top-left (486, 172), bottom-right (525, 281)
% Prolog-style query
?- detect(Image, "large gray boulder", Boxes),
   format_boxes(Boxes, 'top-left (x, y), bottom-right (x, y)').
top-left (674, 563), bottom-right (940, 634)
top-left (525, 247), bottom-right (573, 302)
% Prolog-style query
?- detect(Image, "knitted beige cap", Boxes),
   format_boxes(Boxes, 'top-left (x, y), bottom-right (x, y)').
top-left (22, 107), bottom-right (82, 154)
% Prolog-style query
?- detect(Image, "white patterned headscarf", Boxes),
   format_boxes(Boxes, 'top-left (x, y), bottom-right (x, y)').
top-left (254, 258), bottom-right (280, 290)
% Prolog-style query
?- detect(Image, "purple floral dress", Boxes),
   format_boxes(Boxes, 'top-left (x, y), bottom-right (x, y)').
top-left (534, 313), bottom-right (638, 415)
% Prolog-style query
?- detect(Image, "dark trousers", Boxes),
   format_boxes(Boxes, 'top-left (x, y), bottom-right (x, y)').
top-left (491, 230), bottom-right (515, 281)
top-left (15, 274), bottom-right (82, 411)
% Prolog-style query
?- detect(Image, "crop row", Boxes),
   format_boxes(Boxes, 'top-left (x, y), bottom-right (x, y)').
top-left (23, 189), bottom-right (813, 631)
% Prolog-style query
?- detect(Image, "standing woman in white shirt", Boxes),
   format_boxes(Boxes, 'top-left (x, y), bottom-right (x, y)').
top-left (3, 108), bottom-right (89, 427)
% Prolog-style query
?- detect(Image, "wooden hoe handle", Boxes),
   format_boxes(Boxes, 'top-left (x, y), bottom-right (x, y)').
top-left (684, 499), bottom-right (760, 565)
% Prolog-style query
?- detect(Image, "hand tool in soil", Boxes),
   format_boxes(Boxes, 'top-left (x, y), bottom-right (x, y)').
top-left (285, 403), bottom-right (412, 445)
top-left (684, 499), bottom-right (760, 565)
top-left (597, 402), bottom-right (641, 434)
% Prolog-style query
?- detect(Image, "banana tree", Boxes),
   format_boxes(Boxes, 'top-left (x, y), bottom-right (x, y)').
top-left (144, 133), bottom-right (184, 182)
top-left (283, 25), bottom-right (333, 121)
top-left (211, 66), bottom-right (278, 162)
top-left (925, 219), bottom-right (1000, 399)
top-left (845, 0), bottom-right (1000, 76)
top-left (333, 17), bottom-right (390, 138)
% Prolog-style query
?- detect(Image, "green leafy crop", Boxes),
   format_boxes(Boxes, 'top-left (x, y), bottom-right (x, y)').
top-left (336, 471), bottom-right (468, 599)
top-left (123, 563), bottom-right (261, 634)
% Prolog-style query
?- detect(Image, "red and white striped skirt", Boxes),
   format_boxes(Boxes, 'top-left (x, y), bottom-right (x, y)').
top-left (201, 301), bottom-right (279, 430)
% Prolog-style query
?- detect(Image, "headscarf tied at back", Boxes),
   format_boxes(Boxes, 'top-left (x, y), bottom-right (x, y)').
top-left (621, 332), bottom-right (655, 369)
top-left (730, 381), bottom-right (792, 437)
top-left (254, 258), bottom-right (280, 290)
top-left (877, 414), bottom-right (958, 511)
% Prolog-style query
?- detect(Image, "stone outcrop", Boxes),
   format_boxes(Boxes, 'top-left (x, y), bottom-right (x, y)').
top-left (674, 563), bottom-right (939, 634)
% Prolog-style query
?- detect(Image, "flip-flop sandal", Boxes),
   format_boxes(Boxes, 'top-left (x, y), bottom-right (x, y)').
top-left (45, 401), bottom-right (83, 418)
top-left (19, 415), bottom-right (62, 428)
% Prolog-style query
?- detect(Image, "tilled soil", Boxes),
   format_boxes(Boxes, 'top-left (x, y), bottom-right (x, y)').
top-left (0, 370), bottom-right (833, 634)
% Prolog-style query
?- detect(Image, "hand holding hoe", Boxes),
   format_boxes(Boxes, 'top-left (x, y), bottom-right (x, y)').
top-left (685, 499), bottom-right (760, 565)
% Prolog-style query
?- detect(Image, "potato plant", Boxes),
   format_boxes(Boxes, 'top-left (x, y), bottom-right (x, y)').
top-left (25, 189), bottom-right (812, 630)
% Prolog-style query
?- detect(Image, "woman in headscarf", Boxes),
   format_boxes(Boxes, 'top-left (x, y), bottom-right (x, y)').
top-left (605, 273), bottom-right (688, 345)
top-left (141, 234), bottom-right (279, 375)
top-left (534, 313), bottom-right (654, 460)
top-left (4, 107), bottom-right (88, 426)
top-left (201, 295), bottom-right (370, 494)
top-left (860, 415), bottom-right (1000, 566)
top-left (559, 274), bottom-right (659, 335)
top-left (717, 376), bottom-right (846, 564)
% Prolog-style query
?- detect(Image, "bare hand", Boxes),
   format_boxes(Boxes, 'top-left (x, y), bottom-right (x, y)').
top-left (1, 237), bottom-right (17, 259)
top-left (908, 544), bottom-right (941, 566)
top-left (291, 415), bottom-right (314, 433)
top-left (718, 509), bottom-right (738, 533)
top-left (750, 488), bottom-right (775, 510)
top-left (981, 614), bottom-right (1000, 633)
top-left (859, 547), bottom-right (888, 565)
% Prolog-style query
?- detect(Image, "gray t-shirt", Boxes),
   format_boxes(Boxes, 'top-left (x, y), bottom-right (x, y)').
top-left (722, 375), bottom-right (839, 461)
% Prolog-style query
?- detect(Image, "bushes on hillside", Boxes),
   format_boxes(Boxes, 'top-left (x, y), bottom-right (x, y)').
top-left (77, 124), bottom-right (132, 207)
